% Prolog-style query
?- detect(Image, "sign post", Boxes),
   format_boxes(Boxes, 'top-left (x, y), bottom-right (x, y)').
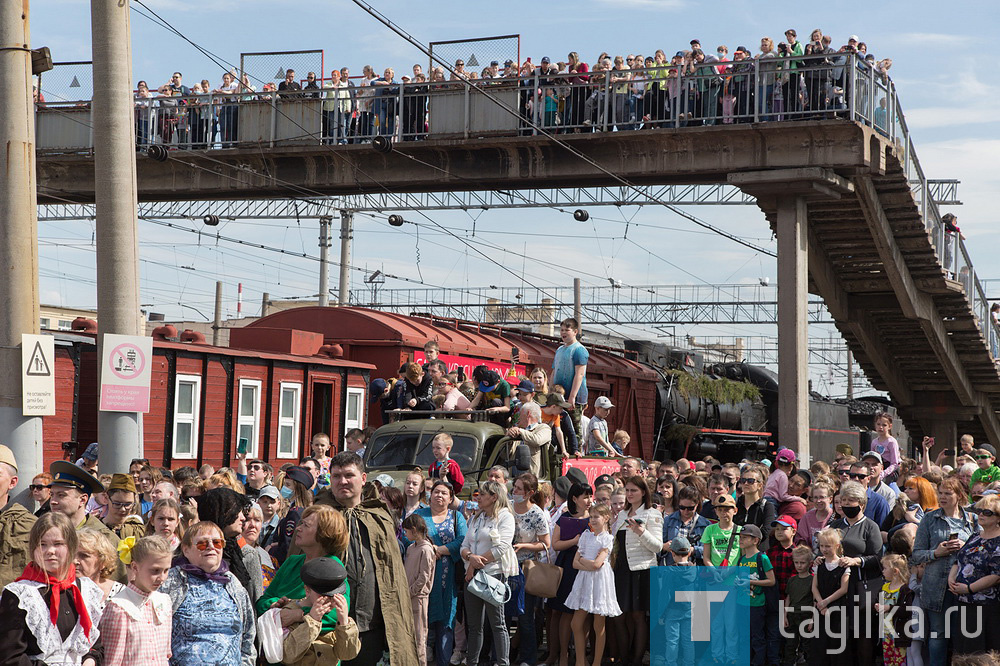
top-left (21, 334), bottom-right (55, 416)
top-left (99, 334), bottom-right (153, 413)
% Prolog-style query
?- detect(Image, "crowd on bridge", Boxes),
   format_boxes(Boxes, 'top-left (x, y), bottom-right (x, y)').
top-left (4, 318), bottom-right (1000, 666)
top-left (102, 28), bottom-right (894, 148)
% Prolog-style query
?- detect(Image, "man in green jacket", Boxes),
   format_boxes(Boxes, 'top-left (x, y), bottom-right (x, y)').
top-left (0, 445), bottom-right (36, 588)
top-left (316, 451), bottom-right (418, 666)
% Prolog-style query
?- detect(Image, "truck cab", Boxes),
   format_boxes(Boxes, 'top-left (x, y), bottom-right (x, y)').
top-left (363, 418), bottom-right (561, 495)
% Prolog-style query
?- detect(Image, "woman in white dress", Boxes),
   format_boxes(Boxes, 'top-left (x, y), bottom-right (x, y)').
top-left (0, 512), bottom-right (104, 665)
top-left (566, 503), bottom-right (620, 666)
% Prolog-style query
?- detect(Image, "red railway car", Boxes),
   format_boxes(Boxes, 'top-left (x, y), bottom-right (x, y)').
top-left (246, 308), bottom-right (661, 460)
top-left (42, 324), bottom-right (374, 470)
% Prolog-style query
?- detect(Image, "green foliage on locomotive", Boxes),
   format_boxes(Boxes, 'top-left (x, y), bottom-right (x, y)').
top-left (665, 369), bottom-right (761, 405)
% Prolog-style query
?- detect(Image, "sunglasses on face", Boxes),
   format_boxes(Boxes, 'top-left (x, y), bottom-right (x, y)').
top-left (678, 504), bottom-right (696, 511)
top-left (849, 473), bottom-right (868, 480)
top-left (740, 478), bottom-right (758, 485)
top-left (973, 508), bottom-right (997, 517)
top-left (248, 465), bottom-right (265, 472)
top-left (975, 455), bottom-right (992, 460)
top-left (837, 469), bottom-right (851, 476)
top-left (194, 538), bottom-right (224, 551)
top-left (29, 484), bottom-right (47, 491)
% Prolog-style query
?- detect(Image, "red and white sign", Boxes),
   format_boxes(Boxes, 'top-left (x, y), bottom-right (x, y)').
top-left (100, 334), bottom-right (153, 413)
top-left (562, 458), bottom-right (622, 486)
top-left (414, 351), bottom-right (526, 381)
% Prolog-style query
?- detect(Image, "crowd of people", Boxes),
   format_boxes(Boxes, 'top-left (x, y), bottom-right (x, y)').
top-left (110, 29), bottom-right (893, 148)
top-left (3, 315), bottom-right (1000, 666)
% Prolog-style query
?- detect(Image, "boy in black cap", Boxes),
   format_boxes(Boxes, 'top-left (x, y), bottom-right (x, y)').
top-left (279, 557), bottom-right (359, 665)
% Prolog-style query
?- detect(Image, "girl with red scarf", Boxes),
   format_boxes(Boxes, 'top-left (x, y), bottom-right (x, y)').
top-left (0, 512), bottom-right (104, 665)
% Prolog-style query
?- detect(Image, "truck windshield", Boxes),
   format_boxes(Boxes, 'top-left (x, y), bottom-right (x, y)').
top-left (367, 432), bottom-right (477, 470)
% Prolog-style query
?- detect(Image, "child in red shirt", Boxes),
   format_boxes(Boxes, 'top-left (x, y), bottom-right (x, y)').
top-left (427, 433), bottom-right (464, 493)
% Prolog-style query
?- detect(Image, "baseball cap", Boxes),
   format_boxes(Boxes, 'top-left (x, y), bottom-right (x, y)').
top-left (982, 443), bottom-right (997, 457)
top-left (714, 494), bottom-right (737, 508)
top-left (369, 378), bottom-right (388, 399)
top-left (516, 379), bottom-right (536, 393)
top-left (595, 396), bottom-right (614, 409)
top-left (776, 448), bottom-right (797, 464)
top-left (375, 473), bottom-right (395, 488)
top-left (490, 60), bottom-right (499, 67)
top-left (862, 450), bottom-right (883, 464)
top-left (539, 57), bottom-right (550, 64)
top-left (675, 51), bottom-right (687, 58)
top-left (284, 466), bottom-right (314, 489)
top-left (772, 515), bottom-right (798, 530)
top-left (735, 46), bottom-right (750, 54)
top-left (740, 524), bottom-right (763, 540)
top-left (82, 442), bottom-right (99, 461)
top-left (544, 393), bottom-right (571, 409)
top-left (848, 35), bottom-right (860, 42)
top-left (670, 536), bottom-right (692, 554)
top-left (257, 485), bottom-right (280, 501)
top-left (506, 59), bottom-right (516, 66)
top-left (0, 444), bottom-right (18, 472)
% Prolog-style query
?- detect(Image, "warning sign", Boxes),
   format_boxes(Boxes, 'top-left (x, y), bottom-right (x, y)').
top-left (100, 334), bottom-right (154, 413)
top-left (22, 334), bottom-right (55, 416)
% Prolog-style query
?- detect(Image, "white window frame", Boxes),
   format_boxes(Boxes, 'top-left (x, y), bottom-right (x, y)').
top-left (345, 387), bottom-right (365, 433)
top-left (276, 382), bottom-right (302, 459)
top-left (172, 374), bottom-right (202, 460)
top-left (236, 378), bottom-right (262, 459)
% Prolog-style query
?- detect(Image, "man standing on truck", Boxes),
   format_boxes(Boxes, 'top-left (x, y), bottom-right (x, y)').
top-left (552, 318), bottom-right (589, 440)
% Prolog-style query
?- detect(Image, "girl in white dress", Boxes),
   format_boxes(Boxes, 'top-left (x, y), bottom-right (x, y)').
top-left (566, 503), bottom-right (621, 666)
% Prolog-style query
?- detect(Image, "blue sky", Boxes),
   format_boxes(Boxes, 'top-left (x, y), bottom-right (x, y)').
top-left (30, 0), bottom-right (1000, 396)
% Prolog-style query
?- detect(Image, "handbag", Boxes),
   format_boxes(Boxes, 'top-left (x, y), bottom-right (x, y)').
top-left (523, 551), bottom-right (562, 599)
top-left (467, 569), bottom-right (510, 607)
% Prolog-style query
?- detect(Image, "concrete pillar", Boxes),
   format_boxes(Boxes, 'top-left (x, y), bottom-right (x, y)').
top-left (776, 196), bottom-right (810, 463)
top-left (0, 0), bottom-right (44, 503)
top-left (925, 419), bottom-right (958, 468)
top-left (92, 0), bottom-right (143, 472)
top-left (318, 215), bottom-right (332, 307)
top-left (338, 211), bottom-right (353, 306)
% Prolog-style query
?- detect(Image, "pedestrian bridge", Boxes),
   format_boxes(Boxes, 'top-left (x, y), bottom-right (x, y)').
top-left (33, 56), bottom-right (1000, 457)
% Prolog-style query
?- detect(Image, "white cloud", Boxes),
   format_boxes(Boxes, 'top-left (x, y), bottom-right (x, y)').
top-left (595, 0), bottom-right (684, 9)
top-left (892, 32), bottom-right (967, 48)
top-left (904, 106), bottom-right (998, 130)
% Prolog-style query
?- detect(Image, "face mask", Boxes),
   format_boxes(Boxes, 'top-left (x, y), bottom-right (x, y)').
top-left (717, 51), bottom-right (725, 57)
top-left (842, 505), bottom-right (861, 519)
top-left (512, 494), bottom-right (525, 504)
top-left (280, 486), bottom-right (293, 500)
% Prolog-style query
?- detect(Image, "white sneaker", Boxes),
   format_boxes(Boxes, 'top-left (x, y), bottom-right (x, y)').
top-left (450, 650), bottom-right (465, 665)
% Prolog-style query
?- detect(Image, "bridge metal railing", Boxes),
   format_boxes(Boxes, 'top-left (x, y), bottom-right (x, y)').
top-left (33, 53), bottom-right (1000, 362)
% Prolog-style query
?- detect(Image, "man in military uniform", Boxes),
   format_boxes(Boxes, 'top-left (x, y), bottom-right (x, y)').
top-left (0, 444), bottom-right (36, 587)
top-left (48, 460), bottom-right (125, 580)
top-left (102, 473), bottom-right (145, 541)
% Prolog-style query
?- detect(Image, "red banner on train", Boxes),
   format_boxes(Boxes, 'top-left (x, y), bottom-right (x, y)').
top-left (413, 351), bottom-right (526, 380)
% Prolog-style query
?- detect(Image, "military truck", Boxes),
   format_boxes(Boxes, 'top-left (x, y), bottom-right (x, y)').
top-left (362, 418), bottom-right (564, 496)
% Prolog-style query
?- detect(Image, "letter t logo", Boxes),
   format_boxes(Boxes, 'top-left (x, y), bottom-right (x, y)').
top-left (675, 590), bottom-right (729, 641)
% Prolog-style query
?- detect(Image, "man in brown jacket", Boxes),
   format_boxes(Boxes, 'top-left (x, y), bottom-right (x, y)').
top-left (0, 445), bottom-right (36, 588)
top-left (315, 451), bottom-right (418, 666)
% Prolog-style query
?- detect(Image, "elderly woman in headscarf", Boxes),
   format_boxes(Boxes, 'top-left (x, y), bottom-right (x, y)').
top-left (196, 487), bottom-right (263, 602)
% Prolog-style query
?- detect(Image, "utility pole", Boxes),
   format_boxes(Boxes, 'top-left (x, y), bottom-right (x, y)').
top-left (261, 292), bottom-right (270, 317)
top-left (338, 210), bottom-right (354, 306)
top-left (212, 281), bottom-right (223, 345)
top-left (0, 0), bottom-right (44, 502)
top-left (573, 278), bottom-right (582, 332)
top-left (92, 0), bottom-right (143, 473)
top-left (318, 215), bottom-right (332, 307)
top-left (847, 353), bottom-right (854, 400)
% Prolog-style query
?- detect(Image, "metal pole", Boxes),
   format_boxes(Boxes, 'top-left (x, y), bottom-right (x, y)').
top-left (318, 215), bottom-right (332, 307)
top-left (261, 292), bottom-right (270, 317)
top-left (338, 211), bottom-right (354, 306)
top-left (573, 278), bottom-right (582, 330)
top-left (212, 281), bottom-right (223, 345)
top-left (847, 352), bottom-right (854, 400)
top-left (0, 0), bottom-right (44, 504)
top-left (92, 0), bottom-right (143, 472)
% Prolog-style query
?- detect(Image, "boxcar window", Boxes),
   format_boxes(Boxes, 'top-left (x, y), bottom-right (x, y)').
top-left (172, 374), bottom-right (202, 459)
top-left (237, 379), bottom-right (262, 458)
top-left (277, 382), bottom-right (302, 458)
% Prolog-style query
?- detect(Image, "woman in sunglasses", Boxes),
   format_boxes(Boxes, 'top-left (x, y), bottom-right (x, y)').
top-left (160, 521), bottom-right (257, 665)
top-left (660, 486), bottom-right (709, 565)
top-left (948, 493), bottom-right (1000, 657)
top-left (734, 464), bottom-right (776, 548)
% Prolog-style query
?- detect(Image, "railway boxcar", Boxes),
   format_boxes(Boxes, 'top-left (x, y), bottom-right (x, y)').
top-left (42, 322), bottom-right (374, 470)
